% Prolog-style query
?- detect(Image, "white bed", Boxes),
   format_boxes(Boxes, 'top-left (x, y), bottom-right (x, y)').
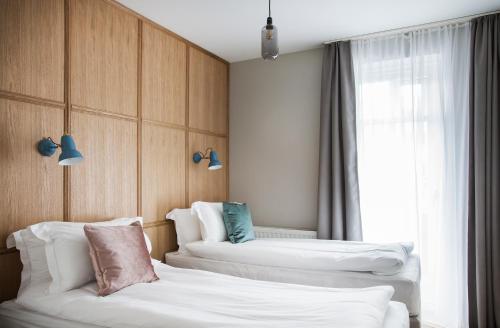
top-left (0, 300), bottom-right (408, 328)
top-left (0, 300), bottom-right (409, 328)
top-left (0, 261), bottom-right (408, 328)
top-left (165, 250), bottom-right (420, 314)
top-left (164, 209), bottom-right (421, 326)
top-left (165, 239), bottom-right (421, 316)
top-left (184, 238), bottom-right (414, 275)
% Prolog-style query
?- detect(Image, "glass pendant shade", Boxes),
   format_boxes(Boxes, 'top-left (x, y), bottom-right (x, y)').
top-left (261, 17), bottom-right (279, 60)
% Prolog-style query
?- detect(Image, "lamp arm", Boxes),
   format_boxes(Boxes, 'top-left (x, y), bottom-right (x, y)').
top-left (201, 147), bottom-right (213, 159)
top-left (47, 137), bottom-right (61, 148)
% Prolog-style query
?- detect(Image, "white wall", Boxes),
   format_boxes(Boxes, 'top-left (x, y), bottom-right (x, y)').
top-left (229, 48), bottom-right (322, 230)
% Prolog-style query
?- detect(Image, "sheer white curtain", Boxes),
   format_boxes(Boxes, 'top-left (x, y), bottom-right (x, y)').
top-left (351, 23), bottom-right (470, 328)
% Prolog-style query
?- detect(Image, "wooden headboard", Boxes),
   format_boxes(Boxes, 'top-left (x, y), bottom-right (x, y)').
top-left (0, 0), bottom-right (229, 302)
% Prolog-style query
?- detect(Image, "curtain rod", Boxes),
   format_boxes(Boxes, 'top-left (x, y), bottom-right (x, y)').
top-left (323, 9), bottom-right (500, 44)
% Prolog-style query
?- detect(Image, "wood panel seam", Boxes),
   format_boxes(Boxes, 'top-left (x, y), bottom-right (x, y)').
top-left (144, 220), bottom-right (173, 229)
top-left (185, 46), bottom-right (190, 208)
top-left (142, 119), bottom-right (186, 131)
top-left (71, 105), bottom-right (138, 122)
top-left (137, 20), bottom-right (143, 217)
top-left (188, 127), bottom-right (227, 138)
top-left (141, 120), bottom-right (229, 138)
top-left (0, 91), bottom-right (65, 109)
top-left (64, 0), bottom-right (71, 221)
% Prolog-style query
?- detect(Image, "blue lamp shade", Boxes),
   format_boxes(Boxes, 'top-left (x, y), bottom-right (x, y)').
top-left (208, 150), bottom-right (222, 170)
top-left (58, 135), bottom-right (83, 165)
top-left (37, 135), bottom-right (83, 166)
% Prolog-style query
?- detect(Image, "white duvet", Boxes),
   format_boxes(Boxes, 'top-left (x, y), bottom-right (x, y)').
top-left (186, 239), bottom-right (413, 275)
top-left (17, 261), bottom-right (397, 328)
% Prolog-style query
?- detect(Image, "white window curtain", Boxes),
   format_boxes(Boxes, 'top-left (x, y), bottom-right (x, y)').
top-left (351, 23), bottom-right (470, 328)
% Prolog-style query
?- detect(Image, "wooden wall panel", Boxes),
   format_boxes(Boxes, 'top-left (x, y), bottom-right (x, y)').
top-left (189, 48), bottom-right (228, 135)
top-left (0, 99), bottom-right (64, 243)
top-left (144, 222), bottom-right (177, 261)
top-left (189, 132), bottom-right (228, 204)
top-left (70, 111), bottom-right (137, 221)
top-left (156, 222), bottom-right (178, 259)
top-left (142, 124), bottom-right (185, 223)
top-left (142, 23), bottom-right (186, 126)
top-left (0, 0), bottom-right (64, 102)
top-left (143, 226), bottom-right (158, 259)
top-left (70, 0), bottom-right (138, 116)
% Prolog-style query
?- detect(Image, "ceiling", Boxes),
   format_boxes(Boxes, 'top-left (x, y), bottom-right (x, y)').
top-left (118, 0), bottom-right (500, 63)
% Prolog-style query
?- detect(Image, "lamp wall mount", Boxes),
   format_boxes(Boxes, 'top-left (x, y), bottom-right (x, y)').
top-left (37, 137), bottom-right (60, 157)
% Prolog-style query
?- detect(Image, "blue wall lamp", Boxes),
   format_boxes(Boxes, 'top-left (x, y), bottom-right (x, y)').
top-left (37, 135), bottom-right (84, 166)
top-left (193, 148), bottom-right (222, 170)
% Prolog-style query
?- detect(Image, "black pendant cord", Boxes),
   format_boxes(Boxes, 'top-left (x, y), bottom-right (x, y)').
top-left (268, 0), bottom-right (271, 17)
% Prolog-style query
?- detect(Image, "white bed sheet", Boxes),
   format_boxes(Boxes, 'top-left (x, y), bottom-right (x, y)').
top-left (0, 300), bottom-right (104, 328)
top-left (165, 251), bottom-right (421, 316)
top-left (0, 299), bottom-right (408, 328)
top-left (5, 261), bottom-right (407, 328)
top-left (185, 239), bottom-right (412, 275)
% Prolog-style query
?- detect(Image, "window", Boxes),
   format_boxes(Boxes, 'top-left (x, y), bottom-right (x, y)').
top-left (352, 25), bottom-right (470, 328)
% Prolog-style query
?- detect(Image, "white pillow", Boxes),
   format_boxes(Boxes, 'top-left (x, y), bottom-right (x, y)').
top-left (30, 217), bottom-right (151, 294)
top-left (6, 229), bottom-right (52, 300)
top-left (166, 208), bottom-right (202, 253)
top-left (191, 202), bottom-right (226, 242)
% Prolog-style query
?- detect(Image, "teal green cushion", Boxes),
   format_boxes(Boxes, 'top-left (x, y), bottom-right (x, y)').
top-left (222, 202), bottom-right (255, 244)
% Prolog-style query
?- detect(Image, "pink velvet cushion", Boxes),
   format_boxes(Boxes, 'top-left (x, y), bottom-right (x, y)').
top-left (84, 222), bottom-right (158, 296)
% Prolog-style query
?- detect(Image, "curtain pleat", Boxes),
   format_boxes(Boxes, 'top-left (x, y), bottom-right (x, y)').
top-left (468, 13), bottom-right (500, 328)
top-left (317, 42), bottom-right (362, 241)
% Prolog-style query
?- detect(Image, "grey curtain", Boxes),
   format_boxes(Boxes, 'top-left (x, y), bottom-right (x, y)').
top-left (468, 13), bottom-right (500, 328)
top-left (317, 41), bottom-right (362, 241)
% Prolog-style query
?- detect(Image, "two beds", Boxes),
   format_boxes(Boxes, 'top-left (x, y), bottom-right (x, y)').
top-left (0, 216), bottom-right (411, 328)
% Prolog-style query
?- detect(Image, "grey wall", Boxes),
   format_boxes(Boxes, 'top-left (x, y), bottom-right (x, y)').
top-left (229, 48), bottom-right (322, 230)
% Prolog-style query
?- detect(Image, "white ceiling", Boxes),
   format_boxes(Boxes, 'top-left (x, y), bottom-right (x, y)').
top-left (118, 0), bottom-right (500, 63)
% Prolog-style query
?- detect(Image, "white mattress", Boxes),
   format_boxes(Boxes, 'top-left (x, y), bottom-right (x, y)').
top-left (186, 239), bottom-right (413, 275)
top-left (1, 261), bottom-right (408, 328)
top-left (0, 299), bottom-right (408, 328)
top-left (166, 251), bottom-right (421, 316)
